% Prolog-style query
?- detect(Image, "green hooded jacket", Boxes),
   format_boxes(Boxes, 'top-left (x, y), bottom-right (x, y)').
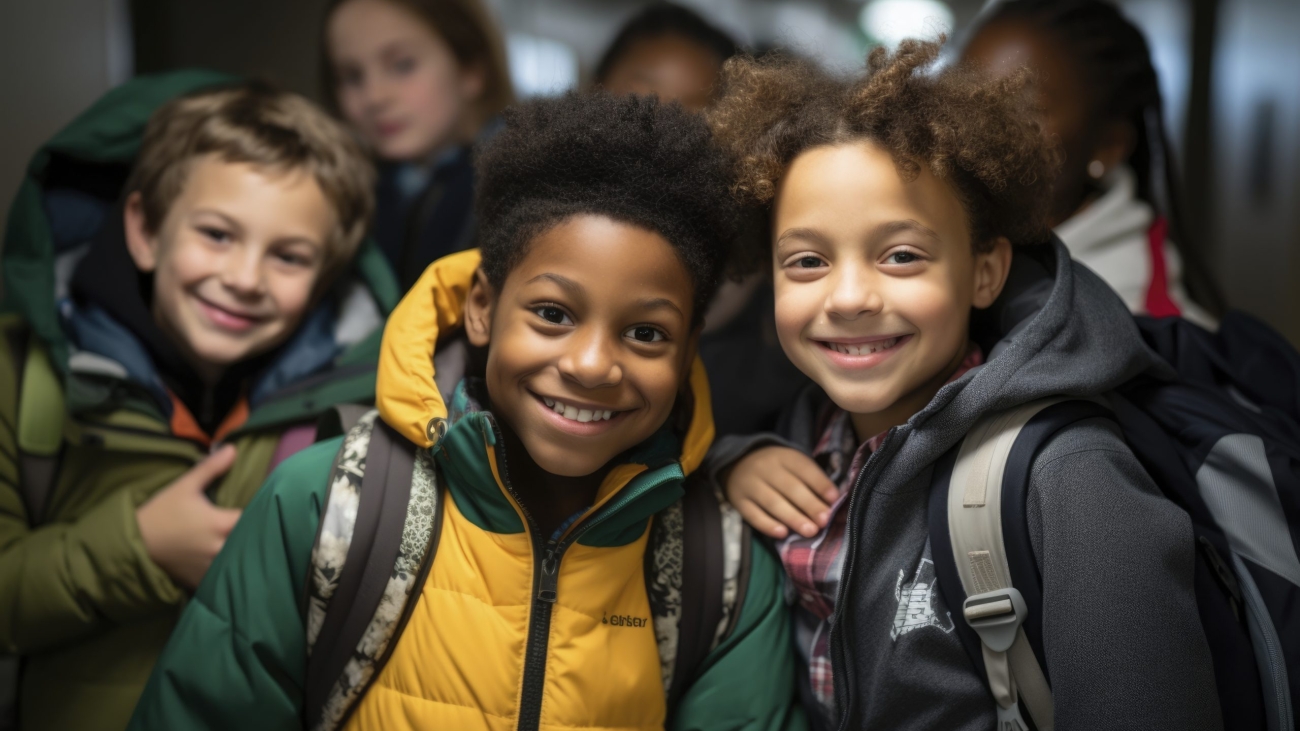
top-left (0, 70), bottom-right (399, 731)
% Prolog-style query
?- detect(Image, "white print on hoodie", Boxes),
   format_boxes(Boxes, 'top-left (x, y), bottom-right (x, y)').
top-left (891, 556), bottom-right (954, 641)
top-left (1053, 166), bottom-right (1217, 330)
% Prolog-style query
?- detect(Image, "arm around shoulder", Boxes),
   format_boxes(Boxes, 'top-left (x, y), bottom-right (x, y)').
top-left (127, 438), bottom-right (339, 731)
top-left (670, 533), bottom-right (806, 731)
top-left (1029, 420), bottom-right (1223, 731)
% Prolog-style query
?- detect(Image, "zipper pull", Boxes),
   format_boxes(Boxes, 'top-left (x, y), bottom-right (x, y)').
top-left (537, 542), bottom-right (559, 603)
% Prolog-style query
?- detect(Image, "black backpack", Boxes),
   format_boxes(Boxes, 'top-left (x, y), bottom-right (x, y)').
top-left (930, 312), bottom-right (1300, 731)
top-left (301, 408), bottom-right (753, 731)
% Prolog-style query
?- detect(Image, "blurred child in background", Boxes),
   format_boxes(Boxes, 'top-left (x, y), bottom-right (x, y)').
top-left (0, 78), bottom-right (390, 731)
top-left (597, 2), bottom-right (809, 437)
top-left (962, 0), bottom-right (1221, 327)
top-left (324, 0), bottom-right (513, 291)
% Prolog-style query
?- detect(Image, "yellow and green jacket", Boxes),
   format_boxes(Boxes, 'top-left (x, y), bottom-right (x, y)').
top-left (0, 70), bottom-right (400, 731)
top-left (129, 251), bottom-right (804, 731)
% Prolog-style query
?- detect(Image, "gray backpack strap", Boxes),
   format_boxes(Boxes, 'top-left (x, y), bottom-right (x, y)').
top-left (945, 398), bottom-right (1062, 731)
top-left (649, 477), bottom-right (751, 716)
top-left (303, 411), bottom-right (442, 731)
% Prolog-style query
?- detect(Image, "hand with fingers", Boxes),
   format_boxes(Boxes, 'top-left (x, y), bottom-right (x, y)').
top-left (135, 445), bottom-right (243, 590)
top-left (722, 445), bottom-right (839, 539)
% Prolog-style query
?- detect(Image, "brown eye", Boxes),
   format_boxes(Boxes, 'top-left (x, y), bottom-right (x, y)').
top-left (535, 306), bottom-right (571, 325)
top-left (797, 256), bottom-right (823, 268)
top-left (626, 325), bottom-right (665, 343)
top-left (888, 251), bottom-right (919, 265)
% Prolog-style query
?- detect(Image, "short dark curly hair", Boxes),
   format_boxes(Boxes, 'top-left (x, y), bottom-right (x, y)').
top-left (475, 91), bottom-right (738, 321)
top-left (707, 39), bottom-right (1059, 251)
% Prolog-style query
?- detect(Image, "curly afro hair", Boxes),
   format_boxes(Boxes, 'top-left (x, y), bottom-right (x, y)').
top-left (474, 91), bottom-right (740, 321)
top-left (707, 39), bottom-right (1060, 251)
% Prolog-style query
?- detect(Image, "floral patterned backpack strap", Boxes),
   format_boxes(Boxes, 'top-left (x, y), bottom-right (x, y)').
top-left (304, 411), bottom-right (442, 731)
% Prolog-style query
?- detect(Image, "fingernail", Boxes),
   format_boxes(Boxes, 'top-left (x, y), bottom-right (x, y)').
top-left (817, 511), bottom-right (830, 524)
top-left (802, 523), bottom-right (817, 536)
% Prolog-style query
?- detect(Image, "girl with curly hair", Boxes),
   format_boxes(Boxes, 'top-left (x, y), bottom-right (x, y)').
top-left (706, 40), bottom-right (1221, 730)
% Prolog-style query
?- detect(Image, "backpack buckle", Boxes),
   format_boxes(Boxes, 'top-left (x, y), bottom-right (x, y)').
top-left (963, 588), bottom-right (1027, 653)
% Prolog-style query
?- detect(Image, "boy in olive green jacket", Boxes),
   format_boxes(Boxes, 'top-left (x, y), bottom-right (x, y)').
top-left (0, 72), bottom-right (397, 730)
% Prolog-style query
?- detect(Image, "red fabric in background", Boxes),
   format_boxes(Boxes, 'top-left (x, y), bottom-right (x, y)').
top-left (1144, 216), bottom-right (1182, 318)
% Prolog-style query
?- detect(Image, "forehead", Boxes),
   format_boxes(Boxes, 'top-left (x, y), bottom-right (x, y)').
top-left (505, 214), bottom-right (695, 314)
top-left (602, 35), bottom-right (722, 108)
top-left (328, 0), bottom-right (440, 55)
top-left (775, 142), bottom-right (969, 244)
top-left (169, 156), bottom-right (334, 239)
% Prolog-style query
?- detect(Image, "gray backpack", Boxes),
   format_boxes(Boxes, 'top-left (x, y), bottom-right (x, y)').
top-left (301, 409), bottom-right (752, 731)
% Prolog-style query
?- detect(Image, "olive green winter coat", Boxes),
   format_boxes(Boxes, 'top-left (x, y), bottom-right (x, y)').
top-left (0, 70), bottom-right (399, 731)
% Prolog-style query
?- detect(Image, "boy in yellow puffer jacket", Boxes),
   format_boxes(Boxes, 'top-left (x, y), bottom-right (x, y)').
top-left (129, 92), bottom-right (804, 731)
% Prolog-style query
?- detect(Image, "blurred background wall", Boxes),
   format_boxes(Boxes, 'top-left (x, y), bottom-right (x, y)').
top-left (1, 0), bottom-right (1297, 340)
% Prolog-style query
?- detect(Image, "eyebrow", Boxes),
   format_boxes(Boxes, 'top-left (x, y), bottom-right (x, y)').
top-left (875, 219), bottom-right (942, 243)
top-left (527, 273), bottom-right (685, 319)
top-left (527, 272), bottom-right (583, 295)
top-left (774, 227), bottom-right (832, 249)
top-left (636, 297), bottom-right (685, 320)
top-left (191, 209), bottom-right (321, 249)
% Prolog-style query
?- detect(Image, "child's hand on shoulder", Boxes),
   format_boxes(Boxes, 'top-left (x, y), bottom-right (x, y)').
top-left (136, 445), bottom-right (243, 590)
top-left (723, 446), bottom-right (839, 539)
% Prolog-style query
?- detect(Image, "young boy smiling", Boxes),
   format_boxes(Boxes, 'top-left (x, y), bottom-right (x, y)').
top-left (707, 42), bottom-right (1221, 730)
top-left (129, 92), bottom-right (802, 731)
top-left (0, 79), bottom-right (392, 731)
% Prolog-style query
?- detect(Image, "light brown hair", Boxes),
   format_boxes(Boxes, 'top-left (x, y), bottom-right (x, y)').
top-left (322, 0), bottom-right (514, 135)
top-left (125, 83), bottom-right (375, 283)
top-left (707, 39), bottom-right (1060, 251)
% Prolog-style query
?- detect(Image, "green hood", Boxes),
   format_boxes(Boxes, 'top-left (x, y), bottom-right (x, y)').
top-left (1, 70), bottom-right (401, 432)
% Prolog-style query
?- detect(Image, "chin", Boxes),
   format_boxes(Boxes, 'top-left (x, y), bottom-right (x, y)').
top-left (823, 382), bottom-right (898, 417)
top-left (525, 439), bottom-right (609, 478)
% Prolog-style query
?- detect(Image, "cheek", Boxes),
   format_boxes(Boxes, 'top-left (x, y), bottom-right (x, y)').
top-left (897, 270), bottom-right (972, 352)
top-left (407, 66), bottom-right (466, 120)
top-left (772, 279), bottom-right (823, 343)
top-left (337, 87), bottom-right (367, 127)
top-left (266, 271), bottom-right (318, 323)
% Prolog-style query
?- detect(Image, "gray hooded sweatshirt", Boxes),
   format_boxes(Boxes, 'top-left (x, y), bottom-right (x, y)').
top-left (709, 239), bottom-right (1222, 731)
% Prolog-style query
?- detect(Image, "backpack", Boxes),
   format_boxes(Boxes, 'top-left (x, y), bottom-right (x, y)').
top-left (930, 312), bottom-right (1300, 731)
top-left (301, 409), bottom-right (752, 731)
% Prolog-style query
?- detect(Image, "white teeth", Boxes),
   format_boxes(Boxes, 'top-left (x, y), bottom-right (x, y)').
top-left (830, 337), bottom-right (899, 356)
top-left (541, 395), bottom-right (619, 423)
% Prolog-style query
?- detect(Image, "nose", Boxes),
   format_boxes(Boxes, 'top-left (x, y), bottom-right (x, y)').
top-left (824, 263), bottom-right (883, 320)
top-left (220, 245), bottom-right (266, 298)
top-left (557, 327), bottom-right (623, 390)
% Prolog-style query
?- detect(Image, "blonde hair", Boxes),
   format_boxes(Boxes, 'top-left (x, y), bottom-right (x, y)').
top-left (125, 83), bottom-right (376, 283)
top-left (323, 0), bottom-right (515, 135)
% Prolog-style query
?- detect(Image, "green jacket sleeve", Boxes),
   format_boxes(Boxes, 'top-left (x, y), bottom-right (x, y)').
top-left (671, 536), bottom-right (807, 731)
top-left (0, 343), bottom-right (182, 654)
top-left (127, 438), bottom-right (338, 731)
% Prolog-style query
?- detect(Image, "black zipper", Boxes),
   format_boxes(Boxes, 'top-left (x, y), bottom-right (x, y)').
top-left (829, 427), bottom-right (904, 731)
top-left (482, 415), bottom-right (669, 731)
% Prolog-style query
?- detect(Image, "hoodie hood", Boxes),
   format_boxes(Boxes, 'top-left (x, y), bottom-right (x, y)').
top-left (1, 70), bottom-right (401, 431)
top-left (375, 248), bottom-right (715, 477)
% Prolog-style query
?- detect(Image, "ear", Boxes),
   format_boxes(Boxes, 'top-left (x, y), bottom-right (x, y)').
top-left (972, 236), bottom-right (1013, 310)
top-left (464, 268), bottom-right (495, 347)
top-left (123, 192), bottom-right (160, 273)
top-left (460, 62), bottom-right (486, 101)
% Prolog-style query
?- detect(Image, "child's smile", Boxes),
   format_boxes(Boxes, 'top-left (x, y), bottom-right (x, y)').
top-left (814, 333), bottom-right (913, 369)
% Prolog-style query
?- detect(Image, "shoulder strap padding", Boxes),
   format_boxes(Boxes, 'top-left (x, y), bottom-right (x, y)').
top-left (305, 412), bottom-right (440, 731)
top-left (934, 398), bottom-right (1113, 731)
top-left (660, 477), bottom-right (751, 713)
top-left (4, 324), bottom-right (64, 524)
